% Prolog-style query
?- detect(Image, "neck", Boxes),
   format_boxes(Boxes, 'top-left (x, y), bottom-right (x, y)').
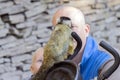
top-left (71, 46), bottom-right (84, 65)
top-left (71, 37), bottom-right (87, 65)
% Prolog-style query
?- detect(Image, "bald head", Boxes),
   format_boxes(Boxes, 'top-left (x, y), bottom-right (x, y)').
top-left (52, 6), bottom-right (85, 27)
top-left (52, 7), bottom-right (90, 64)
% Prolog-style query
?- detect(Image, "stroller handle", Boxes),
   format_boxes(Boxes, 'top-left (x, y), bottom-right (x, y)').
top-left (68, 32), bottom-right (82, 60)
top-left (98, 41), bottom-right (120, 80)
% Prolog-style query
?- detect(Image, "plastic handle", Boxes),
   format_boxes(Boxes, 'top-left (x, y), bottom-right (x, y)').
top-left (98, 41), bottom-right (120, 80)
top-left (68, 32), bottom-right (82, 60)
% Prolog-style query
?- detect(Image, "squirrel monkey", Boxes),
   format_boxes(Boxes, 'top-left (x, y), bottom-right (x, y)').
top-left (32, 17), bottom-right (74, 80)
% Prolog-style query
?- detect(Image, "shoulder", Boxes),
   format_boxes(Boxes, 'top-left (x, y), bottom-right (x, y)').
top-left (92, 50), bottom-right (111, 62)
top-left (95, 50), bottom-right (111, 67)
top-left (95, 49), bottom-right (109, 56)
top-left (94, 50), bottom-right (111, 62)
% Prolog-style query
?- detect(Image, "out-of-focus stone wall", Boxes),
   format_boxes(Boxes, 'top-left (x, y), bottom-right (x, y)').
top-left (0, 0), bottom-right (120, 80)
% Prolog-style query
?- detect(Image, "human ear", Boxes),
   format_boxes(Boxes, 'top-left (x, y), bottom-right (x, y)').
top-left (85, 24), bottom-right (90, 37)
top-left (30, 66), bottom-right (34, 74)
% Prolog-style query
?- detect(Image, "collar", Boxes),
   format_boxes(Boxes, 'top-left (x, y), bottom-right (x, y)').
top-left (80, 36), bottom-right (98, 65)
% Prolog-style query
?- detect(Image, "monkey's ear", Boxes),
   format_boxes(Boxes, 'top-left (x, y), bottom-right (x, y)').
top-left (57, 16), bottom-right (72, 27)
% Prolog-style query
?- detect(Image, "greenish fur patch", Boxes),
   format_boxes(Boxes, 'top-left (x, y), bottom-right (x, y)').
top-left (32, 24), bottom-right (74, 80)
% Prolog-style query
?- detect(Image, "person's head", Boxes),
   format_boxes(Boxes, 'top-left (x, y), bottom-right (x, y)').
top-left (52, 6), bottom-right (90, 53)
top-left (30, 48), bottom-right (44, 75)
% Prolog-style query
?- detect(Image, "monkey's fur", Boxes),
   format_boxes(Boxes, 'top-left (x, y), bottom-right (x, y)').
top-left (32, 23), bottom-right (74, 80)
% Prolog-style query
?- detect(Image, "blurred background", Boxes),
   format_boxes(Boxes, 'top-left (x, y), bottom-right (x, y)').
top-left (0, 0), bottom-right (120, 80)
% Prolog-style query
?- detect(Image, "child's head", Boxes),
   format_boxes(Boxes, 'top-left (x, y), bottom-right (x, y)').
top-left (30, 48), bottom-right (44, 74)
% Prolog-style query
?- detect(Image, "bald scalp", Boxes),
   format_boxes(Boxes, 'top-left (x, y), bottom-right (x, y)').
top-left (52, 6), bottom-right (85, 27)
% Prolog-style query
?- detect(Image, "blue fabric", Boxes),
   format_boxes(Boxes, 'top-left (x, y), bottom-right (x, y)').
top-left (80, 36), bottom-right (110, 80)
